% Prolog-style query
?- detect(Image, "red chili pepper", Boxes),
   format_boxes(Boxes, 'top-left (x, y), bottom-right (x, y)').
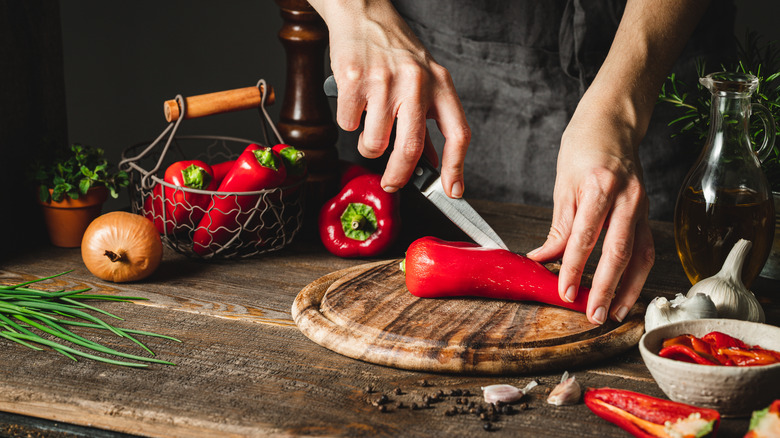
top-left (745, 399), bottom-right (780, 438)
top-left (717, 347), bottom-right (780, 366)
top-left (143, 160), bottom-right (217, 234)
top-left (192, 144), bottom-right (286, 255)
top-left (318, 174), bottom-right (401, 258)
top-left (585, 388), bottom-right (720, 438)
top-left (402, 236), bottom-right (590, 313)
top-left (702, 331), bottom-right (750, 350)
top-left (211, 160), bottom-right (235, 186)
top-left (660, 332), bottom-right (780, 367)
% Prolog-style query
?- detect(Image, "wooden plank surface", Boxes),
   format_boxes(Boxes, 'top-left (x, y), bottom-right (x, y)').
top-left (0, 200), bottom-right (771, 437)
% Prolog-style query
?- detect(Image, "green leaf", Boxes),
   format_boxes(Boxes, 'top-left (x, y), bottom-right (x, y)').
top-left (38, 186), bottom-right (50, 202)
top-left (79, 178), bottom-right (92, 195)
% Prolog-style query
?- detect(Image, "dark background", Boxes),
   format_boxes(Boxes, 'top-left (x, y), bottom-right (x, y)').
top-left (3, 0), bottom-right (780, 253)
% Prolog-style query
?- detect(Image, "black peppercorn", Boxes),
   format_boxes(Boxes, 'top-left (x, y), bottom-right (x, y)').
top-left (364, 386), bottom-right (374, 394)
top-left (479, 412), bottom-right (490, 421)
top-left (483, 422), bottom-right (493, 432)
top-left (398, 402), bottom-right (406, 409)
top-left (411, 403), bottom-right (419, 410)
top-left (378, 394), bottom-right (389, 405)
top-left (394, 387), bottom-right (403, 395)
top-left (463, 390), bottom-right (471, 396)
top-left (422, 395), bottom-right (431, 404)
top-left (419, 379), bottom-right (430, 387)
top-left (501, 405), bottom-right (514, 415)
top-left (378, 405), bottom-right (387, 413)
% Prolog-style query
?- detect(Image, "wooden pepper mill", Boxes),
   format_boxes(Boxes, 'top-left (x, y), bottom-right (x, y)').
top-left (275, 0), bottom-right (339, 228)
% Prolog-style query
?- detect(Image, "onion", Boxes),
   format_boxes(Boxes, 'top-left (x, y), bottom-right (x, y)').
top-left (81, 211), bottom-right (163, 282)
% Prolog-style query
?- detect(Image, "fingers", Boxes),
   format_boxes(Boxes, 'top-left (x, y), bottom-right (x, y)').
top-left (381, 100), bottom-right (427, 192)
top-left (609, 215), bottom-right (654, 322)
top-left (433, 71), bottom-right (470, 199)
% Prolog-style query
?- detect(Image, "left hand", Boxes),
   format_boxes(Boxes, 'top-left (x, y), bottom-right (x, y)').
top-left (527, 94), bottom-right (655, 325)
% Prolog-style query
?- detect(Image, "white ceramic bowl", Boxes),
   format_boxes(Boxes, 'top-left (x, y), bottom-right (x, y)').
top-left (639, 318), bottom-right (780, 417)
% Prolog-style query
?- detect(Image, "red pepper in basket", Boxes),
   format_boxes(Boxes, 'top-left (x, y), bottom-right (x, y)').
top-left (192, 144), bottom-right (286, 256)
top-left (585, 388), bottom-right (720, 438)
top-left (745, 400), bottom-right (780, 438)
top-left (272, 143), bottom-right (307, 186)
top-left (402, 236), bottom-right (590, 313)
top-left (144, 160), bottom-right (217, 234)
top-left (318, 174), bottom-right (400, 258)
top-left (211, 160), bottom-right (235, 186)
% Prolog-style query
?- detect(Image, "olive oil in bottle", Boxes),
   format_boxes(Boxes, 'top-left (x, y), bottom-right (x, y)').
top-left (673, 72), bottom-right (776, 289)
top-left (674, 186), bottom-right (774, 287)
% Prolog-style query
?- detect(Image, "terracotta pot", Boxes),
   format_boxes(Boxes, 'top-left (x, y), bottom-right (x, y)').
top-left (38, 186), bottom-right (109, 247)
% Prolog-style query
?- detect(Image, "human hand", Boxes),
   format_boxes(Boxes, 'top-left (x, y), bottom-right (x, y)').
top-left (526, 96), bottom-right (655, 325)
top-left (309, 0), bottom-right (470, 198)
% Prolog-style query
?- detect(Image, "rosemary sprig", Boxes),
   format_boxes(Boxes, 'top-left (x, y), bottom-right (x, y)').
top-left (0, 271), bottom-right (180, 367)
top-left (657, 30), bottom-right (780, 191)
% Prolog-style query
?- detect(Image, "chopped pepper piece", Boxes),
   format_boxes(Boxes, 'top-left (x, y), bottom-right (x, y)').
top-left (585, 388), bottom-right (720, 438)
top-left (745, 400), bottom-right (780, 438)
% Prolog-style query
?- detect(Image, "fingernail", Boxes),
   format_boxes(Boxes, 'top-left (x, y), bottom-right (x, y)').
top-left (526, 246), bottom-right (542, 257)
top-left (451, 181), bottom-right (463, 198)
top-left (614, 305), bottom-right (629, 322)
top-left (563, 285), bottom-right (577, 303)
top-left (382, 185), bottom-right (399, 193)
top-left (592, 306), bottom-right (607, 325)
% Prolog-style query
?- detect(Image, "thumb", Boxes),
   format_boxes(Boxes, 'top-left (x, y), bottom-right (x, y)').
top-left (526, 208), bottom-right (573, 263)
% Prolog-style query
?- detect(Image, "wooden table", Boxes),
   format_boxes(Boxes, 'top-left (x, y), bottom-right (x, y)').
top-left (0, 199), bottom-right (776, 437)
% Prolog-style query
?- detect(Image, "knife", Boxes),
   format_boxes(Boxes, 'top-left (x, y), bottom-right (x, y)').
top-left (323, 75), bottom-right (508, 250)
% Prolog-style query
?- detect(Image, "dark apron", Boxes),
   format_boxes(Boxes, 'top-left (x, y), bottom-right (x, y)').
top-left (338, 0), bottom-right (735, 220)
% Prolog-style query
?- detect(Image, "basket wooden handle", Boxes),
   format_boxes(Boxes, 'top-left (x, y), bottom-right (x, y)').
top-left (163, 84), bottom-right (275, 122)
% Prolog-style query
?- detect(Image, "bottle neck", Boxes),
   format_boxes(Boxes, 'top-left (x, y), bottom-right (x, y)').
top-left (707, 92), bottom-right (753, 157)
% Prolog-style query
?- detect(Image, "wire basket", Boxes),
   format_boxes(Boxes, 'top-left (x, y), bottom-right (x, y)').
top-left (119, 80), bottom-right (304, 260)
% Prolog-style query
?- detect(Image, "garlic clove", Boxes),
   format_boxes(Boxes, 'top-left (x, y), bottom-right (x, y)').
top-left (482, 381), bottom-right (538, 404)
top-left (644, 293), bottom-right (717, 332)
top-left (686, 239), bottom-right (765, 323)
top-left (547, 371), bottom-right (581, 406)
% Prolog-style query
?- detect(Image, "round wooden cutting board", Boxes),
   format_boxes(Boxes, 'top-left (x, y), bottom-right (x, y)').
top-left (293, 260), bottom-right (646, 374)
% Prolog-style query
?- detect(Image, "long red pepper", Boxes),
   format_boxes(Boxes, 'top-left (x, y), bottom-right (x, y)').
top-left (585, 388), bottom-right (720, 438)
top-left (144, 160), bottom-right (217, 234)
top-left (192, 144), bottom-right (286, 256)
top-left (402, 236), bottom-right (590, 313)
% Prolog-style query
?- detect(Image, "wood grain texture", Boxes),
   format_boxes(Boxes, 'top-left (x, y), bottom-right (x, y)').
top-left (0, 199), bottom-right (767, 437)
top-left (293, 260), bottom-right (646, 374)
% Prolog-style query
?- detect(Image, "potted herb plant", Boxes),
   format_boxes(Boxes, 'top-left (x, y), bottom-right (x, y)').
top-left (658, 32), bottom-right (780, 279)
top-left (33, 143), bottom-right (129, 247)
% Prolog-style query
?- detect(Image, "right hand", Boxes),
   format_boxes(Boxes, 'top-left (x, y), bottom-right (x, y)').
top-left (309, 0), bottom-right (471, 198)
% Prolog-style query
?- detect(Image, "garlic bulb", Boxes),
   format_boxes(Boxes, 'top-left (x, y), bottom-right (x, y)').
top-left (686, 239), bottom-right (765, 323)
top-left (547, 371), bottom-right (581, 406)
top-left (482, 380), bottom-right (538, 404)
top-left (644, 293), bottom-right (718, 332)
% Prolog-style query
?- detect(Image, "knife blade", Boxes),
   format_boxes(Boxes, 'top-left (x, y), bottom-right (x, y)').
top-left (323, 75), bottom-right (508, 250)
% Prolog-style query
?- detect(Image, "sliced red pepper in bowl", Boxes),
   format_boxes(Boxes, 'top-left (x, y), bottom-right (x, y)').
top-left (585, 388), bottom-right (720, 438)
top-left (318, 174), bottom-right (400, 258)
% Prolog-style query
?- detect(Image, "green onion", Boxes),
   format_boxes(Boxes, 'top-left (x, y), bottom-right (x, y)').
top-left (0, 270), bottom-right (179, 367)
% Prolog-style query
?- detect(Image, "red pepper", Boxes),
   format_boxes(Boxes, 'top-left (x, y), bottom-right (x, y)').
top-left (143, 160), bottom-right (217, 234)
top-left (211, 160), bottom-right (235, 186)
top-left (660, 332), bottom-right (780, 367)
top-left (192, 144), bottom-right (286, 256)
top-left (402, 236), bottom-right (590, 313)
top-left (659, 334), bottom-right (721, 365)
top-left (745, 399), bottom-right (780, 438)
top-left (585, 388), bottom-right (721, 438)
top-left (272, 143), bottom-right (307, 186)
top-left (318, 174), bottom-right (401, 258)
top-left (338, 160), bottom-right (373, 187)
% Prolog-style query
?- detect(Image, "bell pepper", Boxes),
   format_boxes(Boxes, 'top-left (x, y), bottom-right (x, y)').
top-left (338, 160), bottom-right (373, 187)
top-left (745, 400), bottom-right (780, 438)
top-left (585, 388), bottom-right (720, 438)
top-left (143, 160), bottom-right (217, 235)
top-left (211, 160), bottom-right (236, 186)
top-left (192, 144), bottom-right (286, 256)
top-left (318, 174), bottom-right (401, 258)
top-left (402, 236), bottom-right (590, 313)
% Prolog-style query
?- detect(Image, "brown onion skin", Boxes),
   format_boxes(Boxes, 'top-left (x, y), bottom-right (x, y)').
top-left (81, 211), bottom-right (163, 282)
